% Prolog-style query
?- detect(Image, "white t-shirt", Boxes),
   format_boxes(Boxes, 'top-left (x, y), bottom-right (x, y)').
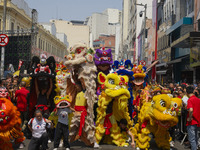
top-left (58, 107), bottom-right (72, 125)
top-left (28, 117), bottom-right (51, 138)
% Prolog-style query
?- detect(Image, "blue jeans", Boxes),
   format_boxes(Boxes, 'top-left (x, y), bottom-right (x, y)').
top-left (187, 125), bottom-right (198, 150)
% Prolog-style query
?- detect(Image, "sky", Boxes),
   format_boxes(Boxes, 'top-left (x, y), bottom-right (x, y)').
top-left (25, 0), bottom-right (122, 22)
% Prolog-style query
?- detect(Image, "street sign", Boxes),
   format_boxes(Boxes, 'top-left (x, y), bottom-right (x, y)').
top-left (0, 34), bottom-right (9, 46)
top-left (139, 60), bottom-right (146, 66)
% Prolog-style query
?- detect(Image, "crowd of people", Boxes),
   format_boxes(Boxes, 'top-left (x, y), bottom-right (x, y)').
top-left (161, 82), bottom-right (200, 150)
top-left (0, 71), bottom-right (200, 150)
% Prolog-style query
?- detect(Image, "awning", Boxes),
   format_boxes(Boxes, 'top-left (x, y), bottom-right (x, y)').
top-left (167, 55), bottom-right (189, 65)
top-left (156, 70), bottom-right (167, 75)
top-left (156, 63), bottom-right (167, 68)
top-left (166, 17), bottom-right (193, 35)
top-left (171, 32), bottom-right (200, 48)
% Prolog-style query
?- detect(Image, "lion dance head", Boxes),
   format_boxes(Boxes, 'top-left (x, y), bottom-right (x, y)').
top-left (0, 98), bottom-right (25, 150)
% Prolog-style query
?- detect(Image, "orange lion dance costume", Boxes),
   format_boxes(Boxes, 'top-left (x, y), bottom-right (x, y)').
top-left (0, 98), bottom-right (25, 150)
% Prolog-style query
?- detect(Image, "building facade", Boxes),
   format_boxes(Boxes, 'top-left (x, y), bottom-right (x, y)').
top-left (0, 0), bottom-right (67, 71)
top-left (93, 35), bottom-right (115, 60)
top-left (156, 0), bottom-right (200, 84)
top-left (52, 19), bottom-right (90, 48)
top-left (122, 0), bottom-right (153, 63)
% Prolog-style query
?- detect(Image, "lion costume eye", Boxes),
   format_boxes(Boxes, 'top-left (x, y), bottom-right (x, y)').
top-left (108, 79), bottom-right (115, 85)
top-left (55, 97), bottom-right (59, 101)
top-left (77, 48), bottom-right (82, 54)
top-left (151, 100), bottom-right (155, 105)
top-left (160, 100), bottom-right (165, 107)
top-left (173, 103), bottom-right (178, 108)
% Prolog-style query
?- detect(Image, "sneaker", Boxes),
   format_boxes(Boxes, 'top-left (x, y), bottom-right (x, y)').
top-left (48, 140), bottom-right (51, 143)
top-left (66, 148), bottom-right (70, 150)
top-left (170, 141), bottom-right (174, 147)
top-left (59, 140), bottom-right (63, 147)
top-left (136, 147), bottom-right (140, 150)
top-left (94, 142), bottom-right (99, 148)
top-left (53, 148), bottom-right (58, 150)
top-left (19, 143), bottom-right (24, 149)
top-left (126, 137), bottom-right (131, 143)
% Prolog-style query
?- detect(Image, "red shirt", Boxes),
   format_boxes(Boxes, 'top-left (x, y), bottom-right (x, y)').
top-left (186, 95), bottom-right (200, 127)
top-left (15, 87), bottom-right (29, 112)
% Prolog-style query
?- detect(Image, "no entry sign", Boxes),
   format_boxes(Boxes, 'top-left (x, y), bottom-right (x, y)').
top-left (0, 34), bottom-right (9, 46)
top-left (139, 60), bottom-right (146, 66)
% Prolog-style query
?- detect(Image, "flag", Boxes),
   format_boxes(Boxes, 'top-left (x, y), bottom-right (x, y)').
top-left (18, 60), bottom-right (24, 70)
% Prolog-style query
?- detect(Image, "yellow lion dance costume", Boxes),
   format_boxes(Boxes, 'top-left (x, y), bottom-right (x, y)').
top-left (131, 94), bottom-right (182, 150)
top-left (0, 98), bottom-right (25, 150)
top-left (95, 72), bottom-right (133, 147)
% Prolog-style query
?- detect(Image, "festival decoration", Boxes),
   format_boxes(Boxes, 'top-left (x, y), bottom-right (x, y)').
top-left (95, 48), bottom-right (113, 97)
top-left (0, 87), bottom-right (9, 99)
top-left (94, 48), bottom-right (113, 75)
top-left (131, 94), bottom-right (182, 149)
top-left (0, 98), bottom-right (25, 150)
top-left (112, 60), bottom-right (134, 119)
top-left (48, 95), bottom-right (72, 128)
top-left (21, 77), bottom-right (31, 87)
top-left (64, 43), bottom-right (97, 146)
top-left (28, 54), bottom-right (57, 117)
top-left (54, 95), bottom-right (71, 108)
top-left (132, 64), bottom-right (150, 112)
top-left (95, 72), bottom-right (133, 147)
top-left (56, 62), bottom-right (71, 97)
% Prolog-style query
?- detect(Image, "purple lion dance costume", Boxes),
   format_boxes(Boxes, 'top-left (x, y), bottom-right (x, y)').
top-left (94, 48), bottom-right (113, 120)
top-left (94, 48), bottom-right (113, 96)
top-left (94, 48), bottom-right (113, 75)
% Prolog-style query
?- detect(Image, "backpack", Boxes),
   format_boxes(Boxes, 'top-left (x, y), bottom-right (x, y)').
top-left (30, 117), bottom-right (48, 129)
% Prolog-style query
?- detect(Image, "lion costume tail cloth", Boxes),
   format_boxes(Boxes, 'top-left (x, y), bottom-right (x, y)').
top-left (65, 44), bottom-right (97, 145)
top-left (0, 98), bottom-right (25, 150)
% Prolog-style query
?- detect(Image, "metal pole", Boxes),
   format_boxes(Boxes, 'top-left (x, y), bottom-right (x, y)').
top-left (142, 4), bottom-right (147, 61)
top-left (1, 0), bottom-right (7, 78)
top-left (152, 0), bottom-right (158, 82)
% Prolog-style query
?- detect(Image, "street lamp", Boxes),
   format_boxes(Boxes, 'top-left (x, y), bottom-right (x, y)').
top-left (136, 3), bottom-right (147, 62)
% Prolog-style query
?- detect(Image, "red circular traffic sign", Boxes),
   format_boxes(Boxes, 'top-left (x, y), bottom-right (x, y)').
top-left (0, 34), bottom-right (9, 46)
top-left (139, 60), bottom-right (146, 66)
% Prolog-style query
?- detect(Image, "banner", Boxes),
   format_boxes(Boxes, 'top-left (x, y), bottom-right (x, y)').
top-left (190, 47), bottom-right (200, 67)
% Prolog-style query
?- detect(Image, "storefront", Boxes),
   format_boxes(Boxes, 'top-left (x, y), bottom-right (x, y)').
top-left (156, 48), bottom-right (172, 84)
top-left (166, 17), bottom-right (200, 84)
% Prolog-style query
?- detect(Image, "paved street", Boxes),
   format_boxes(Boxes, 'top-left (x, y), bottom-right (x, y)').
top-left (15, 138), bottom-right (188, 150)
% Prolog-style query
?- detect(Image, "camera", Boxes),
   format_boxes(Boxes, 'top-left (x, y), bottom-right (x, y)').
top-left (139, 11), bottom-right (143, 17)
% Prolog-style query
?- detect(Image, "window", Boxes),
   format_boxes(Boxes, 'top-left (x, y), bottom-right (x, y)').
top-left (11, 22), bottom-right (14, 33)
top-left (17, 26), bottom-right (20, 32)
top-left (198, 20), bottom-right (200, 31)
top-left (39, 38), bottom-right (41, 49)
top-left (43, 41), bottom-right (45, 50)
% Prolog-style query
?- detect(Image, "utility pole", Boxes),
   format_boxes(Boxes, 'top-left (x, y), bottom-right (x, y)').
top-left (1, 0), bottom-right (7, 78)
top-left (136, 3), bottom-right (147, 61)
top-left (152, 0), bottom-right (158, 82)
